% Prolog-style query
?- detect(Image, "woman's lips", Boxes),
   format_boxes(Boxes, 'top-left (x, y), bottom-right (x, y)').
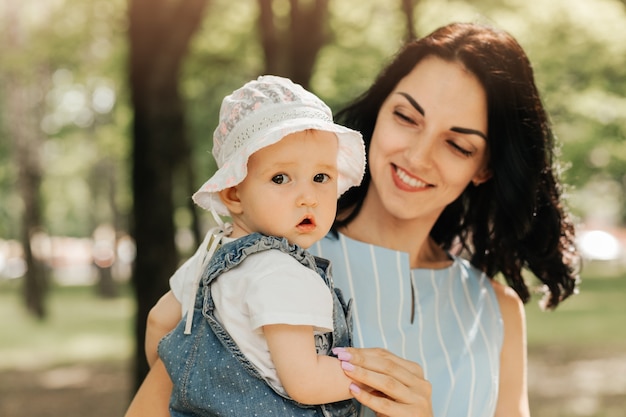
top-left (392, 164), bottom-right (431, 191)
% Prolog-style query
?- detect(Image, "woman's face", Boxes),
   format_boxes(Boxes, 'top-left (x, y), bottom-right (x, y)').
top-left (367, 56), bottom-right (491, 224)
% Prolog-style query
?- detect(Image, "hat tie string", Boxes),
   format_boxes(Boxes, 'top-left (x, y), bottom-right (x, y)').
top-left (183, 210), bottom-right (232, 334)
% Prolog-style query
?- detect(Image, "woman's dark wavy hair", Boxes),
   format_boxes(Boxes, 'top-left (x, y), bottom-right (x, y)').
top-left (334, 22), bottom-right (579, 309)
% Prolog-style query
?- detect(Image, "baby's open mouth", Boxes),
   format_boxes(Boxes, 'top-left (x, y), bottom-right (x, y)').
top-left (297, 216), bottom-right (316, 229)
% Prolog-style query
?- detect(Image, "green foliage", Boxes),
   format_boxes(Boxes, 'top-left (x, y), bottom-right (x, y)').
top-left (181, 0), bottom-right (265, 186)
top-left (493, 0), bottom-right (626, 223)
top-left (0, 0), bottom-right (129, 238)
top-left (0, 0), bottom-right (625, 240)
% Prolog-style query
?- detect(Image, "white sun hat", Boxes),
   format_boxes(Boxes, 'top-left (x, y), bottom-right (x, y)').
top-left (192, 75), bottom-right (366, 216)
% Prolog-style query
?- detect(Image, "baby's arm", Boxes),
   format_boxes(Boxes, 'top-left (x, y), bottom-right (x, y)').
top-left (125, 358), bottom-right (172, 417)
top-left (145, 290), bottom-right (182, 367)
top-left (264, 324), bottom-right (353, 404)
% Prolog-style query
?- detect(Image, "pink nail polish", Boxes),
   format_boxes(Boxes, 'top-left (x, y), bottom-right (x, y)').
top-left (349, 383), bottom-right (361, 394)
top-left (332, 347), bottom-right (346, 355)
top-left (337, 351), bottom-right (352, 362)
top-left (341, 361), bottom-right (355, 371)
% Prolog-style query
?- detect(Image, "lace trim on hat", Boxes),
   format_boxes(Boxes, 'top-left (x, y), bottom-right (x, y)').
top-left (221, 107), bottom-right (331, 161)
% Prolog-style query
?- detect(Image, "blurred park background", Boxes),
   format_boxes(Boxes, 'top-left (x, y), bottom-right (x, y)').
top-left (1, 0), bottom-right (625, 416)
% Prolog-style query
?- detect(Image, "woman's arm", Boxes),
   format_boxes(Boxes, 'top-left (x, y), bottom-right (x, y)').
top-left (491, 280), bottom-right (531, 417)
top-left (124, 358), bottom-right (173, 417)
top-left (334, 347), bottom-right (433, 417)
top-left (263, 324), bottom-right (354, 404)
top-left (145, 290), bottom-right (182, 367)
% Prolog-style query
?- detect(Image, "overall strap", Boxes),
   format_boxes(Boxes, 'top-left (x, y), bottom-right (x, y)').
top-left (200, 234), bottom-right (323, 316)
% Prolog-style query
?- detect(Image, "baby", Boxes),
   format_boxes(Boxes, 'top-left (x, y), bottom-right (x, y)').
top-left (152, 75), bottom-right (365, 416)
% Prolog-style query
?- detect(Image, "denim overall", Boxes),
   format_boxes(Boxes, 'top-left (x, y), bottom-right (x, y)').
top-left (159, 233), bottom-right (357, 417)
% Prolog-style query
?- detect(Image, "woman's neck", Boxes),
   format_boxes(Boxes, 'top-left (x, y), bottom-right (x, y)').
top-left (338, 201), bottom-right (451, 269)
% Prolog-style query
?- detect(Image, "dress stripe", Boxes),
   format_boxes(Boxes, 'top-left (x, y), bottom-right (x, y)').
top-left (430, 269), bottom-right (455, 417)
top-left (339, 234), bottom-right (365, 349)
top-left (449, 266), bottom-right (477, 413)
top-left (395, 252), bottom-right (407, 359)
top-left (410, 270), bottom-right (428, 376)
top-left (310, 234), bottom-right (502, 417)
top-left (369, 245), bottom-right (388, 349)
top-left (430, 270), bottom-right (455, 386)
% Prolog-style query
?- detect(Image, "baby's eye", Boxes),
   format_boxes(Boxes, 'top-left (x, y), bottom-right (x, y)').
top-left (313, 173), bottom-right (330, 183)
top-left (272, 174), bottom-right (291, 184)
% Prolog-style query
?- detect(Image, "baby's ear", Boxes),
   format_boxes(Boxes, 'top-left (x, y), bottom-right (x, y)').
top-left (219, 187), bottom-right (243, 214)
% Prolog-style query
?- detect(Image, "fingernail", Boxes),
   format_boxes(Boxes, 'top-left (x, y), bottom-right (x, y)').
top-left (349, 383), bottom-right (361, 394)
top-left (341, 361), bottom-right (355, 371)
top-left (336, 351), bottom-right (352, 362)
top-left (331, 347), bottom-right (346, 355)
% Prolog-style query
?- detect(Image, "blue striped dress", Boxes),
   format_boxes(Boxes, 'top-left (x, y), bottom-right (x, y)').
top-left (310, 232), bottom-right (503, 417)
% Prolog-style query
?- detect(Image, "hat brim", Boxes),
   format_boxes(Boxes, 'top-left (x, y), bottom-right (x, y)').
top-left (192, 119), bottom-right (365, 216)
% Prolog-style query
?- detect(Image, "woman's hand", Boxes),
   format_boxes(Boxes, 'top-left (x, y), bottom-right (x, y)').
top-left (334, 347), bottom-right (433, 417)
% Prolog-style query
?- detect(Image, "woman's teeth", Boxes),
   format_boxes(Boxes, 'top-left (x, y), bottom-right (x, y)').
top-left (396, 167), bottom-right (428, 188)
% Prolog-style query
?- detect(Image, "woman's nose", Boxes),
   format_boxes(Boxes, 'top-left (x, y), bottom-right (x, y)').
top-left (405, 135), bottom-right (435, 168)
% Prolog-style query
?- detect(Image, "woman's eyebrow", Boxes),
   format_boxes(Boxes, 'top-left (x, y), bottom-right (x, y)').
top-left (397, 91), bottom-right (487, 140)
top-left (397, 92), bottom-right (424, 116)
top-left (451, 126), bottom-right (487, 141)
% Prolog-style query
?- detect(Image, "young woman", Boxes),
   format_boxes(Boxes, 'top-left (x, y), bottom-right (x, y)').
top-left (127, 22), bottom-right (579, 417)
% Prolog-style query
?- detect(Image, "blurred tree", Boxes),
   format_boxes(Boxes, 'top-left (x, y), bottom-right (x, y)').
top-left (258, 0), bottom-right (330, 88)
top-left (401, 0), bottom-right (419, 40)
top-left (128, 0), bottom-right (210, 389)
top-left (501, 0), bottom-right (626, 224)
top-left (2, 2), bottom-right (49, 319)
top-left (1, 0), bottom-right (130, 314)
top-left (0, 0), bottom-right (623, 398)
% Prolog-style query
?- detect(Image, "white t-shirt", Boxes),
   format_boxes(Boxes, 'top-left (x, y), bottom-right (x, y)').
top-left (170, 239), bottom-right (334, 394)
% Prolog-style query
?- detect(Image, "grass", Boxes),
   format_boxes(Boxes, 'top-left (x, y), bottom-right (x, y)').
top-left (523, 266), bottom-right (626, 417)
top-left (0, 266), bottom-right (625, 417)
top-left (1, 266), bottom-right (624, 368)
top-left (0, 280), bottom-right (134, 370)
top-left (525, 271), bottom-right (626, 349)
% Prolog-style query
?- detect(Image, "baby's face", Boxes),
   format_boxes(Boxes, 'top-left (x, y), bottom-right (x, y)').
top-left (229, 130), bottom-right (338, 249)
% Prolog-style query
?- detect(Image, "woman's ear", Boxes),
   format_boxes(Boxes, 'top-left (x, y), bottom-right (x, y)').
top-left (472, 166), bottom-right (492, 186)
top-left (219, 187), bottom-right (243, 214)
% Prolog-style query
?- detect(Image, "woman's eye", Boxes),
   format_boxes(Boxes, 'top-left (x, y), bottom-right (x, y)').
top-left (393, 110), bottom-right (414, 124)
top-left (313, 173), bottom-right (330, 183)
top-left (448, 141), bottom-right (473, 157)
top-left (272, 174), bottom-right (290, 184)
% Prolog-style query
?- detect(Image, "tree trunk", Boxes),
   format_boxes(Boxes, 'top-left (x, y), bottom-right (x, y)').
top-left (258, 0), bottom-right (283, 75)
top-left (20, 167), bottom-right (47, 319)
top-left (128, 0), bottom-right (210, 391)
top-left (258, 0), bottom-right (330, 89)
top-left (4, 2), bottom-right (48, 319)
top-left (18, 130), bottom-right (48, 318)
top-left (401, 0), bottom-right (418, 41)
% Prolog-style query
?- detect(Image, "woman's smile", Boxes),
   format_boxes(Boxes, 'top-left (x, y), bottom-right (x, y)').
top-left (392, 164), bottom-right (431, 191)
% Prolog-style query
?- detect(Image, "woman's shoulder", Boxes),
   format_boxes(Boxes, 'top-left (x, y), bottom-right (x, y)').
top-left (453, 257), bottom-right (524, 317)
top-left (489, 279), bottom-right (525, 326)
top-left (450, 255), bottom-right (489, 281)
